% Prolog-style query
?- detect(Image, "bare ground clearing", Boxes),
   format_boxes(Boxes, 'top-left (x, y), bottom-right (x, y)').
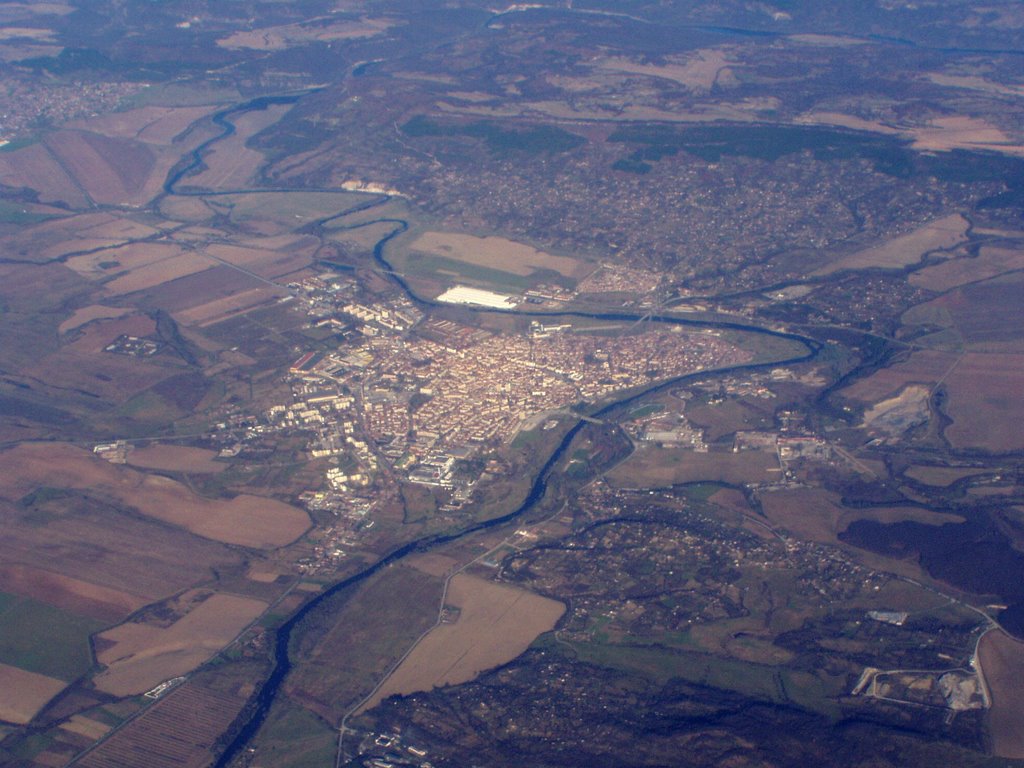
top-left (359, 574), bottom-right (564, 713)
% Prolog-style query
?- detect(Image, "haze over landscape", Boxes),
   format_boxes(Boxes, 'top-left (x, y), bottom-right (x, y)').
top-left (0, 1), bottom-right (1024, 767)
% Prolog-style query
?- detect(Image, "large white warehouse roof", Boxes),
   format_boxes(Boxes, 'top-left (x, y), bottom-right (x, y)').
top-left (436, 285), bottom-right (519, 309)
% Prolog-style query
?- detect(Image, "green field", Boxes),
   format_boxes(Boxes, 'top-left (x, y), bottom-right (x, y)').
top-left (249, 702), bottom-right (337, 768)
top-left (568, 640), bottom-right (783, 702)
top-left (0, 200), bottom-right (56, 224)
top-left (0, 592), bottom-right (105, 680)
top-left (402, 253), bottom-right (534, 292)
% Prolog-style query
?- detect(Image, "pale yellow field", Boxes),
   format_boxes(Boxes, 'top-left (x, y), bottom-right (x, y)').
top-left (359, 574), bottom-right (564, 713)
top-left (174, 286), bottom-right (286, 327)
top-left (185, 105), bottom-right (290, 190)
top-left (926, 73), bottom-right (1024, 98)
top-left (93, 593), bottom-right (267, 697)
top-left (911, 116), bottom-right (1024, 156)
top-left (59, 304), bottom-right (132, 334)
top-left (0, 27), bottom-right (56, 41)
top-left (0, 663), bottom-right (66, 725)
top-left (66, 241), bottom-right (186, 279)
top-left (910, 246), bottom-right (1024, 292)
top-left (217, 16), bottom-right (395, 50)
top-left (815, 214), bottom-right (969, 275)
top-left (410, 231), bottom-right (589, 278)
top-left (796, 110), bottom-right (1024, 157)
top-left (596, 48), bottom-right (735, 92)
top-left (103, 252), bottom-right (215, 295)
top-left (60, 715), bottom-right (111, 740)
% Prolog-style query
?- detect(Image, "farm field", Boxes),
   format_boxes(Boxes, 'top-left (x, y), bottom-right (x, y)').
top-left (285, 565), bottom-right (444, 722)
top-left (358, 574), bottom-right (564, 713)
top-left (44, 130), bottom-right (156, 207)
top-left (58, 305), bottom-right (132, 334)
top-left (92, 593), bottom-right (267, 696)
top-left (216, 16), bottom-right (395, 51)
top-left (184, 105), bottom-right (291, 191)
top-left (407, 231), bottom-right (591, 279)
top-left (605, 446), bottom-right (780, 487)
top-left (813, 213), bottom-right (969, 275)
top-left (0, 591), bottom-right (104, 681)
top-left (840, 349), bottom-right (959, 403)
top-left (942, 353), bottom-right (1024, 452)
top-left (174, 286), bottom-right (287, 327)
top-left (65, 241), bottom-right (186, 280)
top-left (907, 272), bottom-right (1024, 352)
top-left (683, 397), bottom-right (775, 441)
top-left (206, 237), bottom-right (318, 280)
top-left (73, 682), bottom-right (251, 768)
top-left (0, 442), bottom-right (310, 548)
top-left (909, 245), bottom-right (1024, 292)
top-left (125, 445), bottom-right (226, 474)
top-left (977, 630), bottom-right (1024, 759)
top-left (65, 105), bottom-right (213, 145)
top-left (594, 48), bottom-right (734, 92)
top-left (0, 664), bottom-right (66, 726)
top-left (0, 212), bottom-right (154, 264)
top-left (758, 488), bottom-right (961, 545)
top-left (0, 493), bottom-right (241, 607)
top-left (126, 263), bottom-right (278, 317)
top-left (0, 564), bottom-right (141, 622)
top-left (218, 190), bottom-right (369, 229)
top-left (102, 252), bottom-right (216, 295)
top-left (0, 143), bottom-right (91, 209)
top-left (903, 465), bottom-right (989, 486)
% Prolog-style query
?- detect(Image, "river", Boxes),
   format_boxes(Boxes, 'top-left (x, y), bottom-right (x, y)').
top-left (157, 92), bottom-right (819, 767)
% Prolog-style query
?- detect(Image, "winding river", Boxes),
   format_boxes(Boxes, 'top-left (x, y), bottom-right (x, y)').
top-left (159, 93), bottom-right (819, 767)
